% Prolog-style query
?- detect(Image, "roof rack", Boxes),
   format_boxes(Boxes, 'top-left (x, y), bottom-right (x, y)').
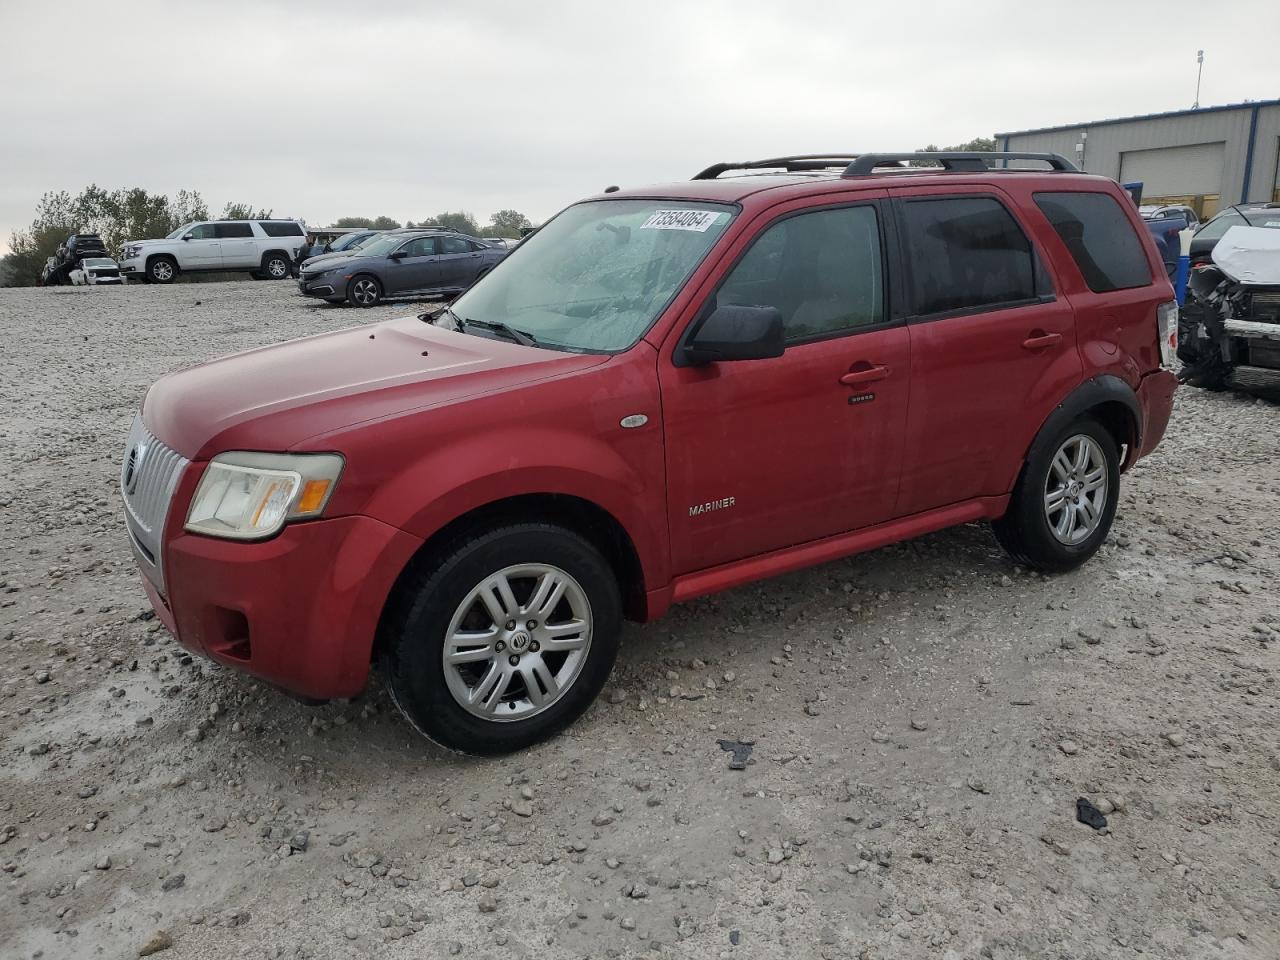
top-left (692, 151), bottom-right (1077, 180)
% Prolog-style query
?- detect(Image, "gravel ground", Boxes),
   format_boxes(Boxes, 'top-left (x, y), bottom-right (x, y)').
top-left (2, 281), bottom-right (1279, 960)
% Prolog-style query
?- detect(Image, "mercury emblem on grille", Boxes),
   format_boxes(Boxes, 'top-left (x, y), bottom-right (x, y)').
top-left (123, 442), bottom-right (148, 495)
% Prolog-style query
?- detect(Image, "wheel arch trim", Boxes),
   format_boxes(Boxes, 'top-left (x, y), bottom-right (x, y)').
top-left (1015, 375), bottom-right (1142, 490)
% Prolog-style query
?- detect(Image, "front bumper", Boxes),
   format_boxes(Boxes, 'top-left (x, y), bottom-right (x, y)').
top-left (118, 255), bottom-right (144, 277)
top-left (140, 512), bottom-right (423, 700)
top-left (299, 274), bottom-right (344, 299)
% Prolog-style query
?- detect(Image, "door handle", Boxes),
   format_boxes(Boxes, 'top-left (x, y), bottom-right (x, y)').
top-left (839, 364), bottom-right (890, 387)
top-left (1022, 331), bottom-right (1062, 350)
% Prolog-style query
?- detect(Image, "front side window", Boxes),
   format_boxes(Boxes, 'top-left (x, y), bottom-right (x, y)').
top-left (447, 199), bottom-right (735, 352)
top-left (215, 223), bottom-right (253, 239)
top-left (187, 223), bottom-right (216, 240)
top-left (399, 236), bottom-right (438, 258)
top-left (1034, 191), bottom-right (1153, 292)
top-left (901, 197), bottom-right (1038, 314)
top-left (716, 205), bottom-right (884, 341)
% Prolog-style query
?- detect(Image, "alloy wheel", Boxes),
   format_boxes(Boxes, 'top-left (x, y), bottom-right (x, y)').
top-left (442, 564), bottom-right (592, 722)
top-left (1044, 433), bottom-right (1108, 545)
top-left (267, 258), bottom-right (288, 278)
top-left (152, 261), bottom-right (173, 281)
top-left (352, 278), bottom-right (378, 306)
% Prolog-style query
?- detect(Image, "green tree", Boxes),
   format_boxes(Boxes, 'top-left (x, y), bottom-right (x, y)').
top-left (427, 211), bottom-right (481, 235)
top-left (335, 216), bottom-right (374, 228)
top-left (483, 209), bottom-right (532, 238)
top-left (911, 137), bottom-right (997, 166)
top-left (4, 185), bottom-right (209, 286)
top-left (370, 216), bottom-right (401, 230)
top-left (221, 202), bottom-right (272, 220)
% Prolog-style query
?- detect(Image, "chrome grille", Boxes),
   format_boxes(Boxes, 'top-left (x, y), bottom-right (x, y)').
top-left (121, 415), bottom-right (189, 594)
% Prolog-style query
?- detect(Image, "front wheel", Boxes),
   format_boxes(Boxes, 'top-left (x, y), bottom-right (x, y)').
top-left (347, 275), bottom-right (381, 307)
top-left (262, 253), bottom-right (291, 280)
top-left (147, 256), bottom-right (177, 284)
top-left (382, 524), bottom-right (621, 754)
top-left (993, 417), bottom-right (1120, 572)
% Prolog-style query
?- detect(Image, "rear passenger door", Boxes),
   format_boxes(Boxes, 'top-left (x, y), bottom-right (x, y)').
top-left (891, 188), bottom-right (1081, 517)
top-left (216, 222), bottom-right (257, 268)
top-left (437, 235), bottom-right (483, 289)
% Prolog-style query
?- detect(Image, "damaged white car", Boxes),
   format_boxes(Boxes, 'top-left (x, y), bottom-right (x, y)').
top-left (69, 257), bottom-right (126, 286)
top-left (1179, 225), bottom-right (1280, 392)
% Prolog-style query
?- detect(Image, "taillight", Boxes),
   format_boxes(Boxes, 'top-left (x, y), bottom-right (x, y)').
top-left (1156, 301), bottom-right (1177, 369)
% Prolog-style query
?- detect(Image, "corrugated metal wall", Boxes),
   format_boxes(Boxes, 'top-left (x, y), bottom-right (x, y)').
top-left (999, 103), bottom-right (1280, 207)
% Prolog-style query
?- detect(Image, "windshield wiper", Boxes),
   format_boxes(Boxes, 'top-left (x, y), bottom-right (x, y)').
top-left (460, 316), bottom-right (538, 347)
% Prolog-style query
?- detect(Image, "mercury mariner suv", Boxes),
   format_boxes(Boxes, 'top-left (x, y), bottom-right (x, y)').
top-left (120, 152), bottom-right (1178, 754)
top-left (118, 219), bottom-right (307, 283)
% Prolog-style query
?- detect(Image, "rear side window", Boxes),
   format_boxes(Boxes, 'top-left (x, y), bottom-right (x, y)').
top-left (215, 223), bottom-right (253, 239)
top-left (439, 236), bottom-right (471, 255)
top-left (1034, 192), bottom-right (1152, 292)
top-left (717, 205), bottom-right (884, 342)
top-left (900, 197), bottom-right (1038, 315)
top-left (260, 221), bottom-right (305, 237)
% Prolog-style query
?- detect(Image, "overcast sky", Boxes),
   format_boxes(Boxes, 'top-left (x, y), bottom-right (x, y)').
top-left (2, 0), bottom-right (1277, 253)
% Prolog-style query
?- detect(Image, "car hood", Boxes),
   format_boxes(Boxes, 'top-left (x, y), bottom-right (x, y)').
top-left (142, 315), bottom-right (607, 460)
top-left (302, 252), bottom-right (370, 273)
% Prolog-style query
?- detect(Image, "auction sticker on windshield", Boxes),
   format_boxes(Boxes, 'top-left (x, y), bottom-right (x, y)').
top-left (640, 210), bottom-right (724, 232)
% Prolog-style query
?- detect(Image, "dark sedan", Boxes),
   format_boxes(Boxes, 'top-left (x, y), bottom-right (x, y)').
top-left (298, 231), bottom-right (507, 307)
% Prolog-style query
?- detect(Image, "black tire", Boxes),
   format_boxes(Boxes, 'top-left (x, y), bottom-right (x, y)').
top-left (261, 252), bottom-right (292, 281)
top-left (146, 256), bottom-right (178, 284)
top-left (992, 416), bottom-right (1120, 573)
top-left (382, 523), bottom-right (621, 754)
top-left (347, 274), bottom-right (381, 308)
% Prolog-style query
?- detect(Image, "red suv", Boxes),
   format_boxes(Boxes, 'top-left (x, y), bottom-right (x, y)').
top-left (121, 152), bottom-right (1178, 753)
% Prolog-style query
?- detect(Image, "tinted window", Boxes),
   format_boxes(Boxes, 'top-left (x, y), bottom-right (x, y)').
top-left (215, 223), bottom-right (254, 239)
top-left (901, 197), bottom-right (1037, 314)
top-left (400, 237), bottom-right (438, 257)
top-left (717, 205), bottom-right (883, 342)
top-left (260, 221), bottom-right (304, 237)
top-left (1034, 192), bottom-right (1153, 292)
top-left (187, 224), bottom-right (216, 240)
top-left (440, 236), bottom-right (471, 255)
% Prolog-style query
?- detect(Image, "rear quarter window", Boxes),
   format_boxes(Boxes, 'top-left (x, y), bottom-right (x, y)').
top-left (259, 221), bottom-right (305, 237)
top-left (1034, 192), bottom-right (1152, 293)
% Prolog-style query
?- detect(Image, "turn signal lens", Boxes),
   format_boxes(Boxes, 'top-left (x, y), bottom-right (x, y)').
top-left (295, 478), bottom-right (333, 515)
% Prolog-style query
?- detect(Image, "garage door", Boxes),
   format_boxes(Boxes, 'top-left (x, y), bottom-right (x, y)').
top-left (1119, 142), bottom-right (1224, 199)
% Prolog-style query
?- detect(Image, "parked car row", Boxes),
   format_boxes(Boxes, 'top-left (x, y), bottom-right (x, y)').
top-left (118, 219), bottom-right (308, 283)
top-left (298, 229), bottom-right (509, 307)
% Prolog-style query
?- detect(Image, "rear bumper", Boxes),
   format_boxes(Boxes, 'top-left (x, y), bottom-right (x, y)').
top-left (1134, 369), bottom-right (1177, 461)
top-left (145, 515), bottom-right (422, 700)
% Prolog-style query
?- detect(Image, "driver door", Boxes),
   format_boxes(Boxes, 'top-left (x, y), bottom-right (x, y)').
top-left (383, 236), bottom-right (440, 295)
top-left (660, 196), bottom-right (911, 574)
top-left (181, 223), bottom-right (222, 268)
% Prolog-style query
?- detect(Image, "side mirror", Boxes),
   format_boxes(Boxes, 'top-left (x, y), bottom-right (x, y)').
top-left (389, 250), bottom-right (408, 260)
top-left (683, 304), bottom-right (785, 365)
top-left (182, 234), bottom-right (193, 241)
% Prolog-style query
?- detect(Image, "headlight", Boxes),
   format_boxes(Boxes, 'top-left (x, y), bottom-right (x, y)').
top-left (124, 245), bottom-right (142, 259)
top-left (185, 452), bottom-right (344, 540)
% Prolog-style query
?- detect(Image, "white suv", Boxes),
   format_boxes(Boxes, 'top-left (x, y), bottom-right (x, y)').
top-left (119, 219), bottom-right (307, 283)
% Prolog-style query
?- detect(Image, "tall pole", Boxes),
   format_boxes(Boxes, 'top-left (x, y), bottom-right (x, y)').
top-left (1194, 50), bottom-right (1204, 108)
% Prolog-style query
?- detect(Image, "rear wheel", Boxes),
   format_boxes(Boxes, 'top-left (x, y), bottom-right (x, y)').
top-left (382, 524), bottom-right (621, 754)
top-left (348, 275), bottom-right (381, 307)
top-left (147, 256), bottom-right (177, 284)
top-left (993, 417), bottom-right (1119, 572)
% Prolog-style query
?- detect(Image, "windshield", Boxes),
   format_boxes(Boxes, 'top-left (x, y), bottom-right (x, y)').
top-left (445, 199), bottom-right (736, 352)
top-left (1243, 210), bottom-right (1280, 228)
top-left (82, 258), bottom-right (115, 268)
top-left (166, 222), bottom-right (197, 239)
top-left (330, 232), bottom-right (370, 251)
top-left (352, 234), bottom-right (410, 258)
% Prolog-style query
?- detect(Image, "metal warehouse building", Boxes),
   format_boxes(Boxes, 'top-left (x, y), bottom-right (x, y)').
top-left (996, 99), bottom-right (1280, 219)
